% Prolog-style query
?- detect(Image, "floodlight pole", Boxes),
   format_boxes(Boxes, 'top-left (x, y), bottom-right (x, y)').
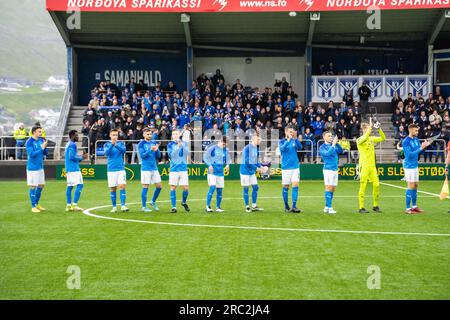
top-left (305, 13), bottom-right (318, 104)
top-left (181, 13), bottom-right (194, 91)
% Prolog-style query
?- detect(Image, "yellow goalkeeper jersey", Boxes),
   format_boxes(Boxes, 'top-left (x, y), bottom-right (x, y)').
top-left (356, 127), bottom-right (386, 167)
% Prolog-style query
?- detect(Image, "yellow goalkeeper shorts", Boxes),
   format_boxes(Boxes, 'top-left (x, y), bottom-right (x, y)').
top-left (359, 165), bottom-right (379, 183)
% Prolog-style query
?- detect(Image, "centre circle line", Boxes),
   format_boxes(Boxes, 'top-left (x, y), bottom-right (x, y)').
top-left (82, 197), bottom-right (450, 237)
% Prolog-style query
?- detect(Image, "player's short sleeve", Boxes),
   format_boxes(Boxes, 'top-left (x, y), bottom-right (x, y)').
top-left (447, 141), bottom-right (450, 152)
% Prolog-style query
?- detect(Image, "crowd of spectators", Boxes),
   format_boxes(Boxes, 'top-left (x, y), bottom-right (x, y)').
top-left (81, 69), bottom-right (369, 163)
top-left (391, 87), bottom-right (450, 162)
top-left (80, 69), bottom-right (450, 164)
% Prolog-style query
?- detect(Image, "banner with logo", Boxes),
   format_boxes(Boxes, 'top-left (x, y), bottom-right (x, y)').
top-left (56, 163), bottom-right (446, 181)
top-left (76, 48), bottom-right (186, 105)
top-left (363, 77), bottom-right (383, 100)
top-left (385, 76), bottom-right (406, 97)
top-left (312, 75), bottom-right (431, 103)
top-left (338, 77), bottom-right (359, 98)
top-left (316, 78), bottom-right (337, 100)
top-left (47, 0), bottom-right (450, 13)
top-left (408, 76), bottom-right (430, 97)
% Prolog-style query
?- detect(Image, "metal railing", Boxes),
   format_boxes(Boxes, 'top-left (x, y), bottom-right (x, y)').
top-left (0, 135), bottom-right (90, 161)
top-left (94, 139), bottom-right (315, 165)
top-left (54, 85), bottom-right (72, 159)
top-left (315, 138), bottom-right (447, 164)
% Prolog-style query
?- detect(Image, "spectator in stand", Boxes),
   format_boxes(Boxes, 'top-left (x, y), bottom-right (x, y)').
top-left (324, 115), bottom-right (336, 134)
top-left (417, 110), bottom-right (429, 137)
top-left (395, 125), bottom-right (407, 144)
top-left (83, 104), bottom-right (99, 126)
top-left (391, 108), bottom-right (403, 136)
top-left (420, 125), bottom-right (434, 163)
top-left (164, 80), bottom-right (177, 93)
top-left (343, 90), bottom-right (354, 107)
top-left (358, 81), bottom-right (371, 117)
top-left (211, 69), bottom-right (225, 88)
top-left (13, 123), bottom-right (28, 160)
top-left (231, 79), bottom-right (244, 92)
top-left (326, 62), bottom-right (335, 75)
top-left (280, 77), bottom-right (289, 94)
top-left (126, 78), bottom-right (137, 94)
top-left (404, 105), bottom-right (415, 125)
top-left (429, 109), bottom-right (442, 127)
top-left (158, 122), bottom-right (171, 163)
top-left (349, 116), bottom-right (360, 139)
top-left (311, 115), bottom-right (325, 140)
top-left (336, 118), bottom-right (349, 139)
top-left (125, 128), bottom-right (134, 164)
top-left (441, 113), bottom-right (450, 141)
top-left (391, 92), bottom-right (402, 111)
top-left (302, 127), bottom-right (315, 163)
top-left (404, 92), bottom-right (416, 106)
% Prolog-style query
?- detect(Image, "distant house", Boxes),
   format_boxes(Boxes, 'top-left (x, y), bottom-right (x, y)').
top-left (42, 75), bottom-right (67, 91)
top-left (0, 77), bottom-right (33, 89)
top-left (0, 81), bottom-right (22, 92)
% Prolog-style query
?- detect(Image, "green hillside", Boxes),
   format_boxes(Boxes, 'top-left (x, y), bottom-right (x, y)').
top-left (0, 0), bottom-right (66, 81)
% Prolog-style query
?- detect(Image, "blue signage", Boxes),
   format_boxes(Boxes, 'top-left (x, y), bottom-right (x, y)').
top-left (76, 49), bottom-right (187, 105)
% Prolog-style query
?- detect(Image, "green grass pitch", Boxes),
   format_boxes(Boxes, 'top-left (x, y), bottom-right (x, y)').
top-left (0, 179), bottom-right (449, 300)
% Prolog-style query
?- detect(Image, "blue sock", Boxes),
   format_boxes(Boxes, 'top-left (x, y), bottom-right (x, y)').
top-left (406, 189), bottom-right (412, 209)
top-left (152, 187), bottom-right (162, 203)
top-left (282, 187), bottom-right (289, 209)
top-left (182, 190), bottom-right (189, 204)
top-left (110, 191), bottom-right (117, 207)
top-left (141, 187), bottom-right (148, 208)
top-left (292, 186), bottom-right (299, 208)
top-left (206, 186), bottom-right (216, 207)
top-left (170, 190), bottom-right (176, 208)
top-left (29, 188), bottom-right (36, 208)
top-left (120, 189), bottom-right (126, 206)
top-left (35, 187), bottom-right (43, 204)
top-left (325, 191), bottom-right (333, 208)
top-left (411, 189), bottom-right (418, 207)
top-left (243, 187), bottom-right (249, 206)
top-left (251, 184), bottom-right (259, 206)
top-left (74, 184), bottom-right (83, 204)
top-left (66, 186), bottom-right (73, 205)
top-left (217, 188), bottom-right (223, 208)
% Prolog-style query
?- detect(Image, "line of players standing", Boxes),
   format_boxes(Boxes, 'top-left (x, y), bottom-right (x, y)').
top-left (25, 120), bottom-right (434, 214)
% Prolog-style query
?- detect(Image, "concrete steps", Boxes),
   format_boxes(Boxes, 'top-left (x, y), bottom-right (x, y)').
top-left (64, 106), bottom-right (85, 135)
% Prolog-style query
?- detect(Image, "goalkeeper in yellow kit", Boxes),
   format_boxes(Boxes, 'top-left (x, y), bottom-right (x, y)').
top-left (357, 117), bottom-right (386, 213)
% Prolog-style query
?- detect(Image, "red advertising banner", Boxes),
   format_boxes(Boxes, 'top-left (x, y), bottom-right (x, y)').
top-left (46, 0), bottom-right (450, 12)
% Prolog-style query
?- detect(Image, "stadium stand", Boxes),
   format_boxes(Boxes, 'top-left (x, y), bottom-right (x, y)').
top-left (65, 73), bottom-right (450, 165)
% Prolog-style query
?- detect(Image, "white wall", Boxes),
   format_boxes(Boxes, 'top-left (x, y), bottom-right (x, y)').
top-left (194, 56), bottom-right (305, 102)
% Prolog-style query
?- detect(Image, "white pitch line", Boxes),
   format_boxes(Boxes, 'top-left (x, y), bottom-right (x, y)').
top-left (380, 182), bottom-right (448, 198)
top-left (82, 197), bottom-right (450, 237)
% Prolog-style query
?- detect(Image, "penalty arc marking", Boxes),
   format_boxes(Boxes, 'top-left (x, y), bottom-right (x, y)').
top-left (82, 195), bottom-right (450, 238)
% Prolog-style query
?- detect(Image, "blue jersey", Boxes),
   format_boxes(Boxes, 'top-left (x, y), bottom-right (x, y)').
top-left (203, 144), bottom-right (230, 177)
top-left (240, 144), bottom-right (260, 175)
top-left (65, 141), bottom-right (83, 173)
top-left (279, 138), bottom-right (303, 170)
top-left (138, 140), bottom-right (160, 171)
top-left (319, 143), bottom-right (343, 171)
top-left (402, 136), bottom-right (422, 169)
top-left (104, 141), bottom-right (126, 172)
top-left (168, 141), bottom-right (189, 172)
top-left (26, 137), bottom-right (48, 171)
